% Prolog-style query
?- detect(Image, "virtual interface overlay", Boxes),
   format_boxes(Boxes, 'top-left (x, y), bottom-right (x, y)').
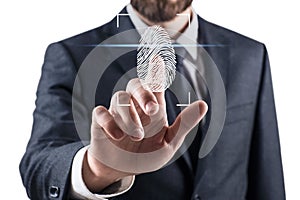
top-left (71, 25), bottom-right (226, 173)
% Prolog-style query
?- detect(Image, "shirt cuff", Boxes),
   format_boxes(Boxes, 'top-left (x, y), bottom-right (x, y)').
top-left (70, 145), bottom-right (135, 200)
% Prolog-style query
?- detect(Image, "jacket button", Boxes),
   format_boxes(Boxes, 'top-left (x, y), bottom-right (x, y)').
top-left (49, 186), bottom-right (60, 198)
top-left (193, 194), bottom-right (201, 200)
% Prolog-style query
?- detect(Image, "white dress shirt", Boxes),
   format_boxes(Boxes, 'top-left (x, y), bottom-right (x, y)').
top-left (70, 4), bottom-right (200, 200)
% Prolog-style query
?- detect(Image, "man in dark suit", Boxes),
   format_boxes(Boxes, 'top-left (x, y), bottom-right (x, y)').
top-left (20, 0), bottom-right (285, 199)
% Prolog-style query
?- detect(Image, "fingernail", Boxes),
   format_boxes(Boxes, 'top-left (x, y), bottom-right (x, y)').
top-left (131, 128), bottom-right (144, 140)
top-left (145, 101), bottom-right (159, 116)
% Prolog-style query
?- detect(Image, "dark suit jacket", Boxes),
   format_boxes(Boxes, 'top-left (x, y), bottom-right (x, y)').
top-left (20, 7), bottom-right (285, 200)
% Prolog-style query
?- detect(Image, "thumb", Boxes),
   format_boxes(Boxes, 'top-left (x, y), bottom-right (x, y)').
top-left (166, 100), bottom-right (208, 149)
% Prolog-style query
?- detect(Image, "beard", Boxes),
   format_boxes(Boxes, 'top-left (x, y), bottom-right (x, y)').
top-left (131, 0), bottom-right (193, 23)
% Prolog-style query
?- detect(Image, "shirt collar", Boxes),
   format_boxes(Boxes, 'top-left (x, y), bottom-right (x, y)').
top-left (126, 4), bottom-right (198, 60)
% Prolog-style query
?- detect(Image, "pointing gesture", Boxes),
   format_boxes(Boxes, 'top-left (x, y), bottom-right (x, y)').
top-left (84, 78), bottom-right (207, 192)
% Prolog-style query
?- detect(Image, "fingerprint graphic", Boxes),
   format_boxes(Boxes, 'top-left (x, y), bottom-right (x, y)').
top-left (137, 25), bottom-right (176, 92)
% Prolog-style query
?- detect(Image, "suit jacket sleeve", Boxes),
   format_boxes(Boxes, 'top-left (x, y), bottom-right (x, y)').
top-left (247, 46), bottom-right (285, 199)
top-left (19, 42), bottom-right (85, 200)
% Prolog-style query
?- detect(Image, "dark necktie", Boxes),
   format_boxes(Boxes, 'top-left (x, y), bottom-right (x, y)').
top-left (171, 45), bottom-right (203, 173)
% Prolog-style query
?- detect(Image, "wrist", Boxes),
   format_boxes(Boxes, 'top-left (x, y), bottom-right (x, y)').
top-left (82, 150), bottom-right (125, 192)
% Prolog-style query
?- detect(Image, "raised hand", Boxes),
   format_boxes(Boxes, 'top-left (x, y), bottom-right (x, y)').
top-left (83, 78), bottom-right (207, 192)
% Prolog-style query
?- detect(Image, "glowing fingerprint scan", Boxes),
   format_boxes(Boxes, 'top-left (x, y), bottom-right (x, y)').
top-left (137, 25), bottom-right (176, 92)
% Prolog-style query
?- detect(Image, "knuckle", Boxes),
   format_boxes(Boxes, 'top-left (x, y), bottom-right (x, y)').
top-left (127, 78), bottom-right (140, 88)
top-left (119, 91), bottom-right (131, 102)
top-left (126, 78), bottom-right (142, 92)
top-left (113, 91), bottom-right (130, 99)
top-left (93, 106), bottom-right (113, 126)
top-left (111, 91), bottom-right (131, 105)
top-left (130, 84), bottom-right (156, 105)
top-left (119, 91), bottom-right (131, 98)
top-left (93, 106), bottom-right (107, 116)
top-left (138, 90), bottom-right (153, 101)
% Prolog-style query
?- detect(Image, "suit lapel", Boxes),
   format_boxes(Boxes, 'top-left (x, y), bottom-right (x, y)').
top-left (173, 16), bottom-right (230, 178)
top-left (192, 16), bottom-right (230, 187)
top-left (106, 7), bottom-right (141, 74)
top-left (197, 16), bottom-right (229, 89)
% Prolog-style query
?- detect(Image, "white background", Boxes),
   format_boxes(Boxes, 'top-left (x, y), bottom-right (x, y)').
top-left (0, 0), bottom-right (299, 199)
